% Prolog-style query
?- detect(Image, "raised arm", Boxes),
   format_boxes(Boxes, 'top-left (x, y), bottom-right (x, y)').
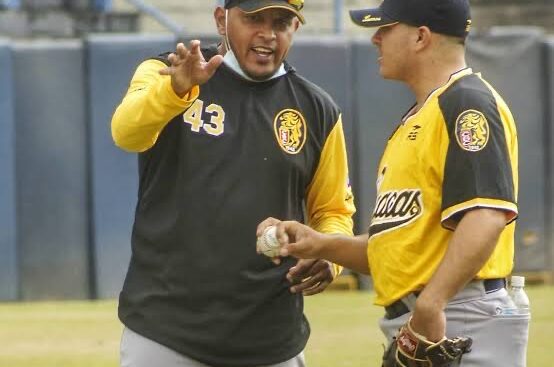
top-left (112, 41), bottom-right (223, 152)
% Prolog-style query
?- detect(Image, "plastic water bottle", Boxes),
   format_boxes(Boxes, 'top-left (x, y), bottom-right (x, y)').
top-left (508, 276), bottom-right (530, 315)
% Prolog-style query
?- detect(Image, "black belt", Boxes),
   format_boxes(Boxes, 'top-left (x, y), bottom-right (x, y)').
top-left (384, 278), bottom-right (506, 320)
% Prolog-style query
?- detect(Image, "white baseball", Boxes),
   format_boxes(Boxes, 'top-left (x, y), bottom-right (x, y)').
top-left (257, 226), bottom-right (282, 257)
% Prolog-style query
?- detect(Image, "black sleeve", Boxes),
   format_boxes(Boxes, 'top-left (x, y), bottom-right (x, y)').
top-left (439, 74), bottom-right (516, 226)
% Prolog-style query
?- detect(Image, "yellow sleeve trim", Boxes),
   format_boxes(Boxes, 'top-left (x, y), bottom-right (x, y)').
top-left (441, 198), bottom-right (518, 230)
top-left (111, 59), bottom-right (200, 152)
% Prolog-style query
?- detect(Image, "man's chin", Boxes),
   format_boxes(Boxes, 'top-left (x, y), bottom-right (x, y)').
top-left (244, 67), bottom-right (279, 81)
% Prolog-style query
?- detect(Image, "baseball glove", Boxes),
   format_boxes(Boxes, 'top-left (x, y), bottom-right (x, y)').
top-left (382, 318), bottom-right (473, 367)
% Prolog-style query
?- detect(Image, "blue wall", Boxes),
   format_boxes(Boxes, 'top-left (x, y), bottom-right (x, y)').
top-left (546, 35), bottom-right (554, 274)
top-left (13, 41), bottom-right (90, 300)
top-left (93, 0), bottom-right (111, 11)
top-left (1, 0), bottom-right (20, 9)
top-left (0, 40), bottom-right (18, 300)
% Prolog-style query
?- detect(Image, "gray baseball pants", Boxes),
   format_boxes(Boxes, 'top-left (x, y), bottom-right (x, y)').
top-left (120, 327), bottom-right (306, 367)
top-left (379, 280), bottom-right (530, 367)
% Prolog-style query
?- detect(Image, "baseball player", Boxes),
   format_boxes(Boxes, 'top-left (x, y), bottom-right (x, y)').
top-left (111, 0), bottom-right (355, 366)
top-left (260, 0), bottom-right (529, 366)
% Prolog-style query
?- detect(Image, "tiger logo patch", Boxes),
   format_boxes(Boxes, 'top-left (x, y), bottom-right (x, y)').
top-left (455, 109), bottom-right (489, 152)
top-left (274, 109), bottom-right (307, 155)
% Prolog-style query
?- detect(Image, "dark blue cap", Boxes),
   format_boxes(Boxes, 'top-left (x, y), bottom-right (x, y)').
top-left (350, 0), bottom-right (472, 38)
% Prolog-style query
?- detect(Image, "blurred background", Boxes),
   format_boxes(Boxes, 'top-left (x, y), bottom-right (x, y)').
top-left (1, 1), bottom-right (554, 366)
top-left (0, 0), bottom-right (553, 299)
top-left (1, 0), bottom-right (554, 37)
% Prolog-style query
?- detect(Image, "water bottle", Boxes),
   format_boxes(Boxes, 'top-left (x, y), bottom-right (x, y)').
top-left (508, 275), bottom-right (530, 315)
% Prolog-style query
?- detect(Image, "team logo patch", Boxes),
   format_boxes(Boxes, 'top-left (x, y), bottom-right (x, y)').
top-left (274, 109), bottom-right (307, 155)
top-left (455, 109), bottom-right (489, 152)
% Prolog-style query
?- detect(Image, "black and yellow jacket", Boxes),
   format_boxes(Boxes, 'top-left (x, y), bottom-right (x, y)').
top-left (112, 46), bottom-right (355, 367)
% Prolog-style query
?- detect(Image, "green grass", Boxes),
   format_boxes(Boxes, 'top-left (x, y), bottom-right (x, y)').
top-left (0, 301), bottom-right (121, 367)
top-left (1, 285), bottom-right (553, 367)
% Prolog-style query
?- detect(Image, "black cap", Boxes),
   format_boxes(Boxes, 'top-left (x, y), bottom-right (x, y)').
top-left (225, 0), bottom-right (305, 24)
top-left (350, 0), bottom-right (472, 38)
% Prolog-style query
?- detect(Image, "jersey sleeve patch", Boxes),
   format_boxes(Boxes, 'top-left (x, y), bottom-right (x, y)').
top-left (455, 109), bottom-right (489, 152)
top-left (439, 74), bottom-right (516, 220)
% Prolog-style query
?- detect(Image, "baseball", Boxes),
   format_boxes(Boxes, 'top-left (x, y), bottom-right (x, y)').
top-left (257, 226), bottom-right (282, 257)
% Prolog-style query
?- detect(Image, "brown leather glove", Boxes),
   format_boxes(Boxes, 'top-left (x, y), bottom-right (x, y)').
top-left (382, 318), bottom-right (473, 367)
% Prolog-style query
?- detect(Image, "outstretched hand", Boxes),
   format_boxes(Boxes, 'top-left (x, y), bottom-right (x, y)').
top-left (159, 40), bottom-right (223, 97)
top-left (277, 221), bottom-right (325, 259)
top-left (256, 218), bottom-right (334, 296)
top-left (256, 218), bottom-right (326, 263)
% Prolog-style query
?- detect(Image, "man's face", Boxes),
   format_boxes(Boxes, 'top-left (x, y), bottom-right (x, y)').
top-left (371, 23), bottom-right (416, 81)
top-left (224, 7), bottom-right (300, 80)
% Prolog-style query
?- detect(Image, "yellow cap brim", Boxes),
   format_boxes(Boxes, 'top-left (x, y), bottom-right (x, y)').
top-left (239, 4), bottom-right (305, 24)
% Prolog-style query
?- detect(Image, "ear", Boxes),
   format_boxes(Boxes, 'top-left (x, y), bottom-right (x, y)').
top-left (214, 6), bottom-right (226, 36)
top-left (414, 26), bottom-right (432, 51)
top-left (293, 17), bottom-right (300, 32)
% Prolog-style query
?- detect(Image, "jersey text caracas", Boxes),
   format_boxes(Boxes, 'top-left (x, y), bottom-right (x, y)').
top-left (369, 189), bottom-right (423, 237)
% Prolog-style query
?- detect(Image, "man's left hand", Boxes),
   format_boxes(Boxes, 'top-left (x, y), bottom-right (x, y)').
top-left (287, 259), bottom-right (334, 296)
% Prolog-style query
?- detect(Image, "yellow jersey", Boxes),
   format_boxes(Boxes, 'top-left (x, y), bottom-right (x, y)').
top-left (367, 68), bottom-right (518, 306)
